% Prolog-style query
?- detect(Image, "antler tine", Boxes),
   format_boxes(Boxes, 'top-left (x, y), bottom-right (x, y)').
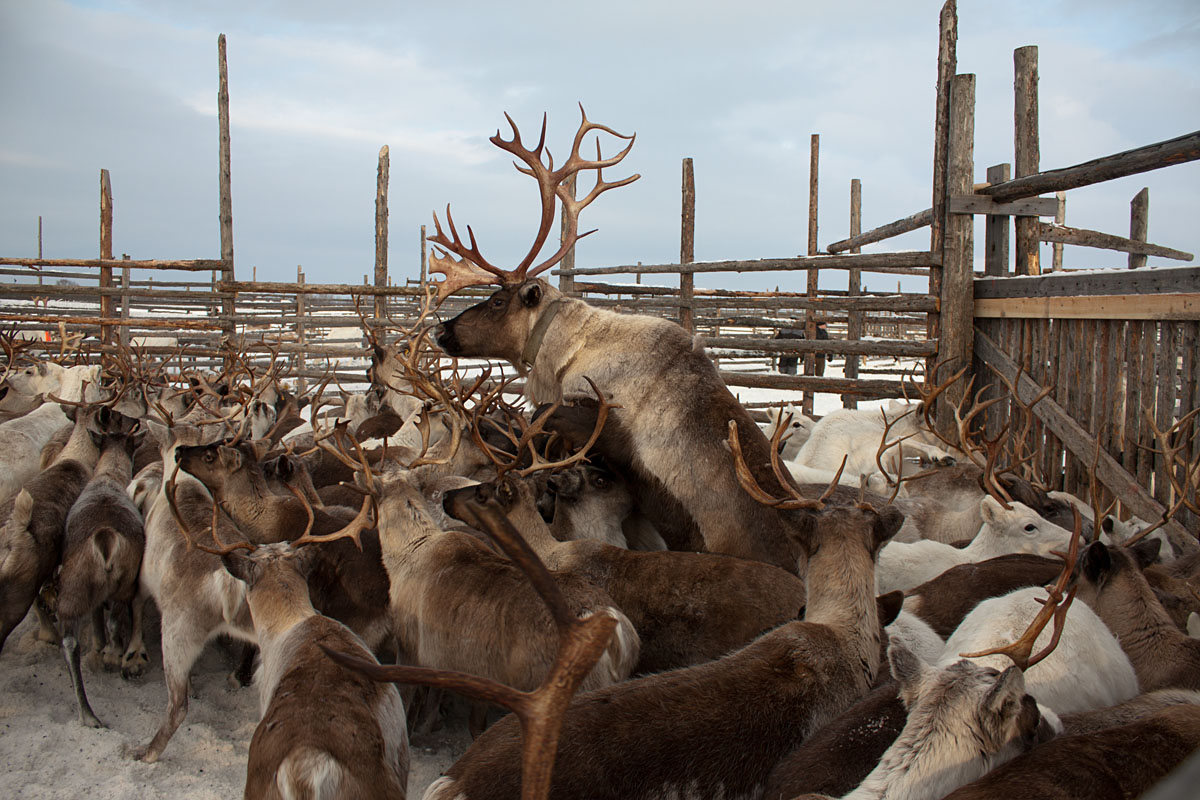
top-left (165, 464), bottom-right (254, 556)
top-left (1124, 407), bottom-right (1200, 546)
top-left (961, 507), bottom-right (1083, 670)
top-left (516, 377), bottom-right (617, 478)
top-left (287, 483), bottom-right (372, 552)
top-left (320, 490), bottom-right (619, 800)
top-left (727, 420), bottom-right (833, 510)
top-left (875, 406), bottom-right (920, 487)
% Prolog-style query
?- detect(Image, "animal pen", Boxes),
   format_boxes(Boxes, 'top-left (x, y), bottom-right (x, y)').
top-left (1, 1), bottom-right (1198, 550)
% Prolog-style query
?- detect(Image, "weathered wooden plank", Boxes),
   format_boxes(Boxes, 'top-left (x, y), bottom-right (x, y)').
top-left (974, 293), bottom-right (1200, 321)
top-left (703, 336), bottom-right (937, 357)
top-left (720, 371), bottom-right (905, 397)
top-left (217, 34), bottom-right (235, 345)
top-left (983, 165), bottom-right (1012, 277)
top-left (930, 0), bottom-right (957, 260)
top-left (0, 257), bottom-right (230, 271)
top-left (1155, 322), bottom-right (1178, 508)
top-left (1128, 188), bottom-right (1149, 270)
top-left (1052, 192), bottom-right (1066, 271)
top-left (680, 158), bottom-right (696, 332)
top-left (559, 251), bottom-right (939, 277)
top-left (951, 194), bottom-right (1056, 217)
top-left (0, 313), bottom-right (222, 331)
top-left (804, 135), bottom-right (821, 415)
top-left (975, 265), bottom-right (1200, 299)
top-left (826, 209), bottom-right (933, 254)
top-left (975, 328), bottom-right (1193, 551)
top-left (1124, 322), bottom-right (1143, 492)
top-left (374, 145), bottom-right (390, 318)
top-left (845, 177), bottom-right (863, 409)
top-left (1138, 321), bottom-right (1157, 491)
top-left (1014, 45), bottom-right (1041, 275)
top-left (980, 130), bottom-right (1200, 203)
top-left (218, 281), bottom-right (451, 297)
top-left (1037, 222), bottom-right (1192, 261)
top-left (938, 72), bottom-right (976, 433)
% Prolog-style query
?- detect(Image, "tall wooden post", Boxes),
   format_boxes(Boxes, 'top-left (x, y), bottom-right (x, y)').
top-left (375, 145), bottom-right (390, 317)
top-left (803, 134), bottom-right (820, 416)
top-left (419, 224), bottom-right (427, 292)
top-left (679, 158), bottom-right (695, 333)
top-left (1129, 188), bottom-right (1149, 269)
top-left (559, 174), bottom-right (578, 296)
top-left (217, 34), bottom-right (236, 346)
top-left (1014, 45), bottom-right (1040, 275)
top-left (983, 163), bottom-right (1011, 276)
top-left (1053, 192), bottom-right (1066, 270)
top-left (37, 216), bottom-right (43, 287)
top-left (99, 169), bottom-right (114, 346)
top-left (295, 267), bottom-right (306, 393)
top-left (120, 256), bottom-right (131, 348)
top-left (844, 177), bottom-right (863, 409)
top-left (938, 73), bottom-right (976, 433)
top-left (930, 0), bottom-right (958, 379)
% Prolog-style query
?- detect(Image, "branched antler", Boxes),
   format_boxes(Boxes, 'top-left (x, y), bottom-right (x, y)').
top-left (727, 418), bottom-right (845, 510)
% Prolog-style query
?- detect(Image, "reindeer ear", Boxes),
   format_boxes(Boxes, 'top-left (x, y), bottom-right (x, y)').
top-left (1130, 538), bottom-right (1162, 570)
top-left (1082, 541), bottom-right (1112, 583)
top-left (1101, 515), bottom-right (1116, 535)
top-left (519, 281), bottom-right (544, 308)
top-left (984, 666), bottom-right (1024, 715)
top-left (275, 455), bottom-right (295, 479)
top-left (88, 429), bottom-right (105, 449)
top-left (888, 642), bottom-right (926, 704)
top-left (876, 591), bottom-right (904, 626)
top-left (872, 507), bottom-right (905, 549)
top-left (217, 446), bottom-right (244, 472)
top-left (221, 552), bottom-right (260, 585)
top-left (979, 495), bottom-right (1004, 525)
top-left (62, 405), bottom-right (78, 422)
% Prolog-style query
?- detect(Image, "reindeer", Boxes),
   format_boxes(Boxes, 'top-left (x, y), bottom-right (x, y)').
top-left (55, 426), bottom-right (144, 727)
top-left (0, 401), bottom-right (70, 506)
top-left (0, 404), bottom-right (108, 653)
top-left (427, 109), bottom-right (820, 573)
top-left (939, 704), bottom-right (1200, 799)
top-left (445, 471), bottom-right (808, 675)
top-left (1071, 539), bottom-right (1200, 692)
top-left (422, 493), bottom-right (904, 800)
top-left (1059, 688), bottom-right (1200, 736)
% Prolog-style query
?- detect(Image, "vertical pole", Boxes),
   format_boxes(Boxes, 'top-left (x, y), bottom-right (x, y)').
top-left (419, 225), bottom-right (427, 291)
top-left (1053, 191), bottom-right (1066, 271)
top-left (99, 169), bottom-right (114, 346)
top-left (844, 178), bottom-right (862, 409)
top-left (120, 256), bottom-right (131, 348)
top-left (217, 34), bottom-right (236, 347)
top-left (938, 73), bottom-right (976, 434)
top-left (558, 174), bottom-right (578, 296)
top-left (1014, 45), bottom-right (1040, 276)
top-left (930, 0), bottom-right (958, 380)
top-left (296, 267), bottom-right (306, 394)
top-left (803, 134), bottom-right (820, 416)
top-left (1129, 188), bottom-right (1149, 269)
top-left (679, 158), bottom-right (695, 333)
top-left (983, 163), bottom-right (1011, 276)
top-left (375, 145), bottom-right (390, 317)
top-left (37, 216), bottom-right (43, 287)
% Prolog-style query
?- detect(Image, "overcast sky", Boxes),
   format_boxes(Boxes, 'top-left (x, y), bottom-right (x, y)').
top-left (1, 0), bottom-right (1197, 295)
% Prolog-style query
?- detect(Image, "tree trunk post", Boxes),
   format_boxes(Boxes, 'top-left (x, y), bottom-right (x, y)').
top-left (375, 145), bottom-right (390, 318)
top-left (679, 158), bottom-right (695, 333)
top-left (844, 177), bottom-right (862, 409)
top-left (99, 169), bottom-right (114, 346)
top-left (1129, 187), bottom-right (1149, 269)
top-left (984, 163), bottom-right (1011, 276)
top-left (1014, 45), bottom-right (1041, 275)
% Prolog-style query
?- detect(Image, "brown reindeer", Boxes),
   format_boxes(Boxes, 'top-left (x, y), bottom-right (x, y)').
top-left (56, 426), bottom-right (144, 727)
top-left (939, 704), bottom-right (1200, 800)
top-left (423, 498), bottom-right (903, 800)
top-left (1071, 539), bottom-right (1200, 691)
top-left (447, 473), bottom-right (808, 675)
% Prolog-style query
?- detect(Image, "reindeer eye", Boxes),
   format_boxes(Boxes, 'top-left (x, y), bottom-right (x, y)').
top-left (1023, 523), bottom-right (1037, 533)
top-left (490, 297), bottom-right (505, 308)
top-left (203, 451), bottom-right (216, 463)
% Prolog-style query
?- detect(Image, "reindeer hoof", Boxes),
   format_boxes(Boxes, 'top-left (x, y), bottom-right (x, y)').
top-left (124, 743), bottom-right (158, 763)
top-left (80, 712), bottom-right (106, 729)
top-left (35, 625), bottom-right (60, 645)
top-left (121, 649), bottom-right (149, 680)
top-left (102, 644), bottom-right (124, 672)
top-left (85, 650), bottom-right (105, 673)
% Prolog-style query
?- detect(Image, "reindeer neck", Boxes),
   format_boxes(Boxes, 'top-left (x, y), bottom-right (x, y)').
top-left (803, 533), bottom-right (881, 679)
top-left (1096, 572), bottom-right (1179, 667)
top-left (502, 491), bottom-right (560, 559)
top-left (847, 721), bottom-right (991, 800)
top-left (55, 424), bottom-right (99, 469)
top-left (93, 447), bottom-right (134, 484)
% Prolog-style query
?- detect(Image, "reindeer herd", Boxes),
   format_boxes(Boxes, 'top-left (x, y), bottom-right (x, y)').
top-left (2, 109), bottom-right (1200, 800)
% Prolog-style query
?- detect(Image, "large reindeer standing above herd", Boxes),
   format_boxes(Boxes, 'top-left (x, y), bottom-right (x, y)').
top-left (1, 108), bottom-right (1199, 800)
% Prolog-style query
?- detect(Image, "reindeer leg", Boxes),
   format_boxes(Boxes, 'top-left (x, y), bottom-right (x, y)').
top-left (103, 602), bottom-right (130, 672)
top-left (228, 641), bottom-right (257, 689)
top-left (127, 616), bottom-right (206, 763)
top-left (85, 607), bottom-right (106, 672)
top-left (61, 618), bottom-right (104, 728)
top-left (121, 590), bottom-right (150, 680)
top-left (34, 591), bottom-right (61, 645)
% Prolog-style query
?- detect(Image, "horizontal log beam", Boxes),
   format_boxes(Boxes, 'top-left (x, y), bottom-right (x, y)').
top-left (978, 130), bottom-right (1200, 203)
top-left (0, 313), bottom-right (223, 330)
top-left (949, 194), bottom-right (1058, 217)
top-left (974, 265), bottom-right (1200, 299)
top-left (974, 328), bottom-right (1193, 553)
top-left (220, 281), bottom-right (455, 297)
top-left (1036, 222), bottom-right (1193, 261)
top-left (0, 257), bottom-right (226, 271)
top-left (720, 370), bottom-right (906, 397)
top-left (559, 251), bottom-right (939, 277)
top-left (0, 284), bottom-right (233, 300)
top-left (975, 293), bottom-right (1200, 321)
top-left (825, 209), bottom-right (933, 254)
top-left (704, 336), bottom-right (938, 357)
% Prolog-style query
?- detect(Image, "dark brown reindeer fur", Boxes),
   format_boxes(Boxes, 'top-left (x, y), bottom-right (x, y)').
top-left (435, 279), bottom-right (820, 573)
top-left (761, 680), bottom-right (907, 800)
top-left (903, 553), bottom-right (1063, 637)
top-left (940, 704), bottom-right (1200, 800)
top-left (1073, 539), bottom-right (1200, 691)
top-left (0, 407), bottom-right (105, 653)
top-left (223, 544), bottom-right (408, 800)
top-left (427, 504), bottom-right (903, 800)
top-left (57, 428), bottom-right (144, 727)
top-left (448, 476), bottom-right (808, 675)
top-left (176, 441), bottom-right (392, 653)
top-left (1060, 688), bottom-right (1200, 736)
